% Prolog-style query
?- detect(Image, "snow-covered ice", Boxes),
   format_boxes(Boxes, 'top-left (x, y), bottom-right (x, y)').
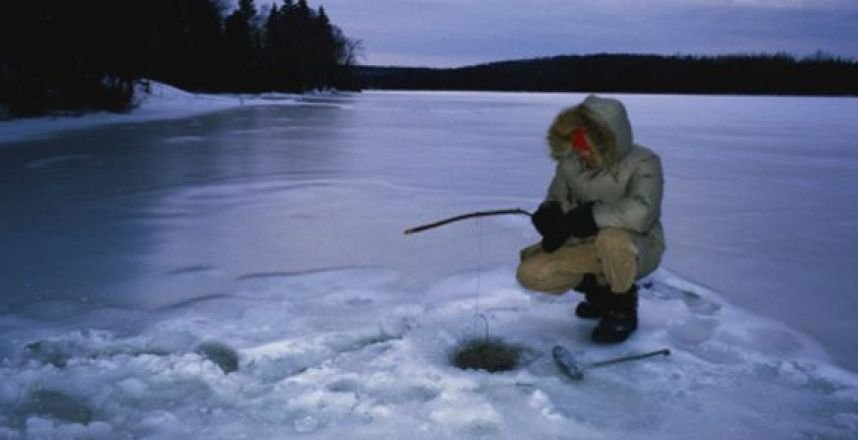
top-left (0, 87), bottom-right (857, 439)
top-left (0, 267), bottom-right (855, 439)
top-left (0, 81), bottom-right (302, 145)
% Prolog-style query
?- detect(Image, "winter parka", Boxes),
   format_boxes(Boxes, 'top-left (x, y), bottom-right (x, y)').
top-left (542, 95), bottom-right (665, 275)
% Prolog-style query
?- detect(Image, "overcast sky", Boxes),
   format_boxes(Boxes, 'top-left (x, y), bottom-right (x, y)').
top-left (260, 0), bottom-right (858, 67)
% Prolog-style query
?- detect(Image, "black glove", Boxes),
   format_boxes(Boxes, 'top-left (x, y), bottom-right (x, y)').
top-left (540, 202), bottom-right (599, 253)
top-left (541, 233), bottom-right (567, 253)
top-left (565, 202), bottom-right (598, 238)
top-left (531, 202), bottom-right (563, 237)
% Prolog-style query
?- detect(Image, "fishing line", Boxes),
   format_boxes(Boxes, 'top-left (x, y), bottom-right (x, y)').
top-left (402, 208), bottom-right (532, 341)
top-left (473, 218), bottom-right (490, 341)
top-left (477, 217), bottom-right (482, 310)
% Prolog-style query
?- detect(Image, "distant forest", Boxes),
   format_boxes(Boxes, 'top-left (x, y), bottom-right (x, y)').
top-left (0, 0), bottom-right (360, 118)
top-left (357, 53), bottom-right (858, 96)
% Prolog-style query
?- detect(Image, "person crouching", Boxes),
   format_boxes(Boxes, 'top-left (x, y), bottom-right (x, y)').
top-left (517, 95), bottom-right (666, 344)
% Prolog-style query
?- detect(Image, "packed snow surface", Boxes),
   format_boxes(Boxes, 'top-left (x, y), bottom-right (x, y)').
top-left (1, 87), bottom-right (857, 439)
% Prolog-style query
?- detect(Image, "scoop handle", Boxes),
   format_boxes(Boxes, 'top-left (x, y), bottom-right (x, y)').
top-left (587, 348), bottom-right (671, 370)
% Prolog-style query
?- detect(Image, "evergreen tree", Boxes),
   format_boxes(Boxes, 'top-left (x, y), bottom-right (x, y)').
top-left (224, 0), bottom-right (260, 90)
top-left (288, 0), bottom-right (314, 90)
top-left (263, 4), bottom-right (283, 90)
top-left (0, 0), bottom-right (361, 117)
top-left (276, 0), bottom-right (304, 91)
top-left (185, 0), bottom-right (226, 91)
top-left (297, 0), bottom-right (312, 21)
top-left (143, 0), bottom-right (225, 91)
top-left (311, 6), bottom-right (338, 89)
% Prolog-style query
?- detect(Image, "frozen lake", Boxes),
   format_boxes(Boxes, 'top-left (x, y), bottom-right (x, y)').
top-left (1, 90), bottom-right (857, 438)
top-left (2, 91), bottom-right (857, 369)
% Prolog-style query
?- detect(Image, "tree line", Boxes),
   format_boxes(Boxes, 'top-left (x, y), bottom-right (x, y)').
top-left (0, 0), bottom-right (360, 118)
top-left (357, 53), bottom-right (858, 96)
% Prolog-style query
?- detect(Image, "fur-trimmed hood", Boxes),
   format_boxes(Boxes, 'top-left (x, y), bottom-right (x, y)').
top-left (546, 95), bottom-right (634, 165)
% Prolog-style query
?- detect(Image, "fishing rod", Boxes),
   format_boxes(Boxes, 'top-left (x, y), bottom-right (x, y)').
top-left (403, 208), bottom-right (532, 235)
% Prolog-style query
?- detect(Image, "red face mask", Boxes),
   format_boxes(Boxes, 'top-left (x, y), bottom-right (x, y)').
top-left (571, 127), bottom-right (591, 155)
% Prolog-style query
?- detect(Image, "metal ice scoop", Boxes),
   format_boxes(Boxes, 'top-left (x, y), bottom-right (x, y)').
top-left (553, 345), bottom-right (671, 381)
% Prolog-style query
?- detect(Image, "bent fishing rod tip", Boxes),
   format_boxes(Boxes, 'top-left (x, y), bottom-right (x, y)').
top-left (403, 208), bottom-right (531, 235)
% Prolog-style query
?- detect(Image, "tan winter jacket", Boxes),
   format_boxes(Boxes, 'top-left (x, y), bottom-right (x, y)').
top-left (543, 95), bottom-right (665, 269)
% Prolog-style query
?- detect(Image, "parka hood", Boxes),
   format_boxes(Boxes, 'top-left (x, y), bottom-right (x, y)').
top-left (546, 95), bottom-right (634, 165)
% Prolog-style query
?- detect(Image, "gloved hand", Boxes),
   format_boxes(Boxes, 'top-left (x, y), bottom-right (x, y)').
top-left (531, 202), bottom-right (563, 237)
top-left (541, 233), bottom-right (567, 253)
top-left (565, 202), bottom-right (598, 238)
top-left (540, 202), bottom-right (599, 253)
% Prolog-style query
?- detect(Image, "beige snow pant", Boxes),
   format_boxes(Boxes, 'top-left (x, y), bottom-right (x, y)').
top-left (516, 228), bottom-right (660, 295)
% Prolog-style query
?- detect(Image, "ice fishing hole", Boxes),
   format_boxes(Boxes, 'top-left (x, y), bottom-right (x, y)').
top-left (451, 338), bottom-right (521, 372)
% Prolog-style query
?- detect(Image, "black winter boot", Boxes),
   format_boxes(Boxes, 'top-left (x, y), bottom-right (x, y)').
top-left (591, 285), bottom-right (638, 344)
top-left (573, 274), bottom-right (605, 319)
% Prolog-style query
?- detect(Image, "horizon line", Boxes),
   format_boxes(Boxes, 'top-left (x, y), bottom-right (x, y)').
top-left (358, 50), bottom-right (857, 70)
